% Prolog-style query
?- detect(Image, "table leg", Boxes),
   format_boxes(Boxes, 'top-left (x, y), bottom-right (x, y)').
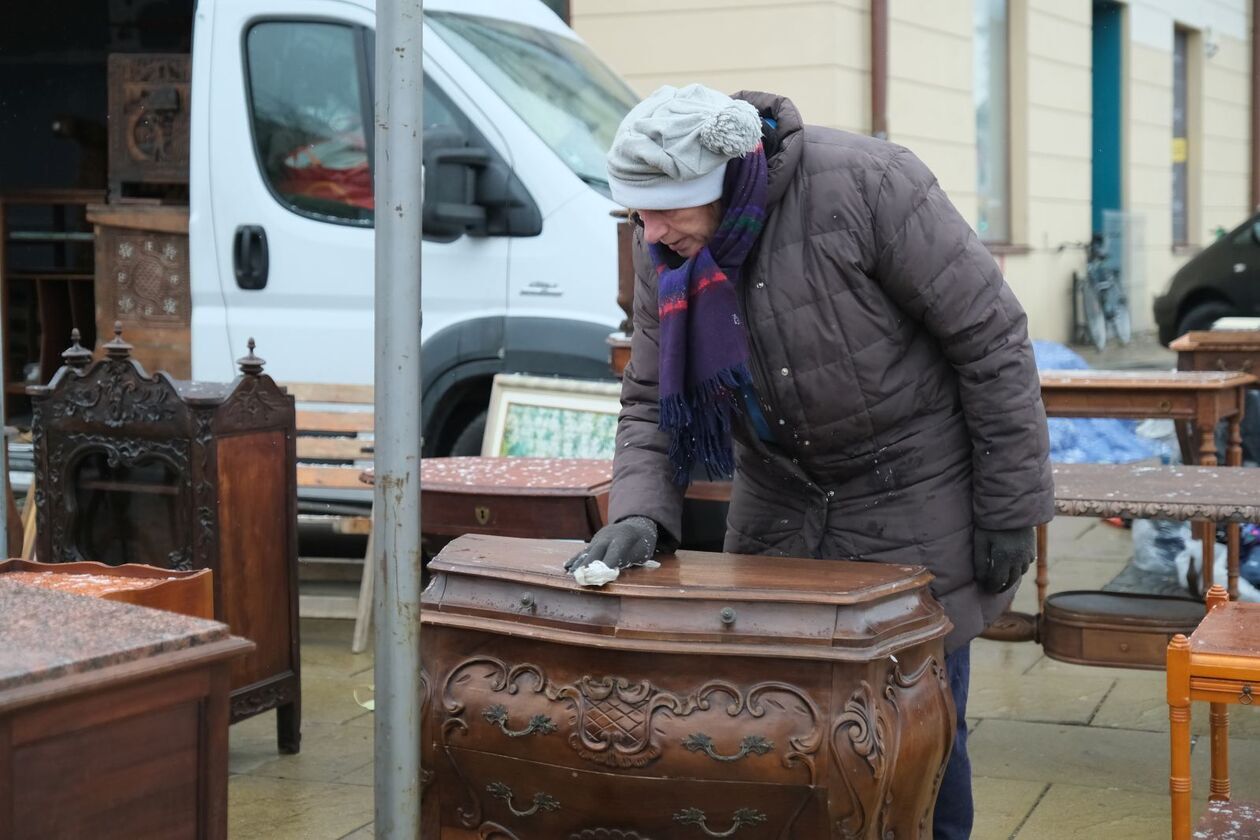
top-left (1199, 520), bottom-right (1216, 593)
top-left (1167, 634), bottom-right (1193, 840)
top-left (1227, 416), bottom-right (1244, 600)
top-left (1210, 702), bottom-right (1231, 802)
top-left (1198, 420), bottom-right (1219, 467)
top-left (1035, 523), bottom-right (1048, 610)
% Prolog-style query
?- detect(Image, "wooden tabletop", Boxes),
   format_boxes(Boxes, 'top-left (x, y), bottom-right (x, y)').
top-left (428, 533), bottom-right (933, 606)
top-left (1170, 330), bottom-right (1260, 352)
top-left (1191, 601), bottom-right (1260, 661)
top-left (1052, 462), bottom-right (1260, 522)
top-left (1039, 369), bottom-right (1256, 390)
top-left (365, 457), bottom-right (613, 495)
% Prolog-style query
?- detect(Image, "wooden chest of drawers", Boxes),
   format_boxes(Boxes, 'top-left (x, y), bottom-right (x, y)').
top-left (420, 535), bottom-right (955, 839)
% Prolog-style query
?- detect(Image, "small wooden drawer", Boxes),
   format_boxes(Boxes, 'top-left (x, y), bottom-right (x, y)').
top-left (422, 491), bottom-right (602, 540)
top-left (1079, 628), bottom-right (1173, 667)
top-left (1190, 676), bottom-right (1260, 706)
top-left (617, 598), bottom-right (836, 644)
top-left (437, 575), bottom-right (619, 633)
top-left (440, 746), bottom-right (824, 838)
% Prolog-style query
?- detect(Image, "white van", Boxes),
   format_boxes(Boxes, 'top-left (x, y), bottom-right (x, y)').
top-left (189, 0), bottom-right (633, 453)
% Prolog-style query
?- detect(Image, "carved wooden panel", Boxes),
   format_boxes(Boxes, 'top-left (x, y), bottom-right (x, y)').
top-left (107, 53), bottom-right (191, 191)
top-left (96, 227), bottom-right (190, 326)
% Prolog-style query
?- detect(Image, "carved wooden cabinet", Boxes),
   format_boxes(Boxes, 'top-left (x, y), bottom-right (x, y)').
top-left (29, 327), bottom-right (301, 752)
top-left (107, 53), bottom-right (191, 197)
top-left (421, 535), bottom-right (956, 839)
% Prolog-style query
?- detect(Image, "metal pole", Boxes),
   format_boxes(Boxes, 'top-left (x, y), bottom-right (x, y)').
top-left (374, 0), bottom-right (424, 837)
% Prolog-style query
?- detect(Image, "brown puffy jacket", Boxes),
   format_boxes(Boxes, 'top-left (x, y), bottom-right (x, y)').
top-left (608, 91), bottom-right (1055, 651)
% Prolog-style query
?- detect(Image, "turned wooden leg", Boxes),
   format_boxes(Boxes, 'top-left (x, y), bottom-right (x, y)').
top-left (1035, 523), bottom-right (1049, 610)
top-left (1199, 520), bottom-right (1216, 593)
top-left (1210, 702), bottom-right (1231, 802)
top-left (1226, 417), bottom-right (1244, 600)
top-left (1168, 634), bottom-right (1193, 840)
top-left (1197, 419), bottom-right (1219, 466)
top-left (1227, 417), bottom-right (1244, 467)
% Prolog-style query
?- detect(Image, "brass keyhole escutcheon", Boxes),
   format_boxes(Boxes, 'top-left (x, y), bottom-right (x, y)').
top-left (474, 505), bottom-right (492, 525)
top-left (1158, 399), bottom-right (1173, 413)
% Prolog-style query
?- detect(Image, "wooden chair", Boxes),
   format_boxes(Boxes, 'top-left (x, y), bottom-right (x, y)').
top-left (284, 382), bottom-right (375, 652)
top-left (1167, 585), bottom-right (1260, 839)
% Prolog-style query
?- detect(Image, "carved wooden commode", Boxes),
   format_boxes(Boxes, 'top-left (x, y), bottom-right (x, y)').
top-left (421, 534), bottom-right (955, 839)
top-left (29, 326), bottom-right (301, 752)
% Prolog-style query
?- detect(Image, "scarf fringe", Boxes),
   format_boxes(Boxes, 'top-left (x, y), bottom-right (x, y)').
top-left (660, 365), bottom-right (753, 485)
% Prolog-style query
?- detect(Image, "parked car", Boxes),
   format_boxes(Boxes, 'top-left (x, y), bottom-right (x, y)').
top-left (1154, 214), bottom-right (1260, 345)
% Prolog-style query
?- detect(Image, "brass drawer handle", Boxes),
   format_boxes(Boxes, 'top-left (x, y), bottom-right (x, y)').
top-left (1242, 685), bottom-right (1254, 705)
top-left (485, 781), bottom-right (560, 817)
top-left (682, 732), bottom-right (774, 762)
top-left (482, 704), bottom-right (557, 737)
top-left (519, 592), bottom-right (536, 611)
top-left (719, 607), bottom-right (737, 626)
top-left (674, 807), bottom-right (767, 837)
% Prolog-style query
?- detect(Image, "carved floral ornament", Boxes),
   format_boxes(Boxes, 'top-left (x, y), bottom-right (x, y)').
top-left (441, 656), bottom-right (822, 776)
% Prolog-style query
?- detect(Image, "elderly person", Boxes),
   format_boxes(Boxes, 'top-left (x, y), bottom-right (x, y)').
top-left (568, 84), bottom-right (1054, 838)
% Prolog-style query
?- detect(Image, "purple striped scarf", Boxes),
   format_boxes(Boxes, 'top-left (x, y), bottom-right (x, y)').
top-left (653, 145), bottom-right (768, 485)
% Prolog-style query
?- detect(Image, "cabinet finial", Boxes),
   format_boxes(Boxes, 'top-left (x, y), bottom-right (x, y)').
top-left (237, 337), bottom-right (266, 377)
top-left (103, 321), bottom-right (133, 361)
top-left (61, 328), bottom-right (93, 370)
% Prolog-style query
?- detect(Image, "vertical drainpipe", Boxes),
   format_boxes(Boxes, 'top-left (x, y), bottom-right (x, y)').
top-left (1252, 0), bottom-right (1260, 210)
top-left (871, 0), bottom-right (889, 139)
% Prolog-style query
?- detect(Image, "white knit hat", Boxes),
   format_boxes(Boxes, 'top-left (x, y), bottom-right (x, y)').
top-left (606, 84), bottom-right (762, 210)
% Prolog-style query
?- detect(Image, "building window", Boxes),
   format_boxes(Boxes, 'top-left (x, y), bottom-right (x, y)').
top-left (244, 21), bottom-right (374, 224)
top-left (974, 0), bottom-right (1009, 243)
top-left (1172, 27), bottom-right (1189, 246)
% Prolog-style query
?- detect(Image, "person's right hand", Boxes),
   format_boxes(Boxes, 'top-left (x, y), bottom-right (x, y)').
top-left (565, 516), bottom-right (659, 572)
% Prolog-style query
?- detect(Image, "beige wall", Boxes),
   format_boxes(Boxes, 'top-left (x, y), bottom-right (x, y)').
top-left (571, 0), bottom-right (871, 131)
top-left (573, 0), bottom-right (1255, 343)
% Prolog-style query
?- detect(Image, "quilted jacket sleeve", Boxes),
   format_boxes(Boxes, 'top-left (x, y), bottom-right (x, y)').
top-left (868, 147), bottom-right (1054, 530)
top-left (606, 229), bottom-right (686, 550)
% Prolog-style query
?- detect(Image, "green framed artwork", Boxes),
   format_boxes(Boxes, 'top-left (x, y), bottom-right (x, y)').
top-left (481, 374), bottom-right (622, 459)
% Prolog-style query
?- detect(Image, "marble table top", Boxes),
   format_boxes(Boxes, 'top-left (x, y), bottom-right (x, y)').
top-left (0, 578), bottom-right (229, 692)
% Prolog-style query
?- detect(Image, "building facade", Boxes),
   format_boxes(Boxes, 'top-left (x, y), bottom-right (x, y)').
top-left (571, 0), bottom-right (1256, 343)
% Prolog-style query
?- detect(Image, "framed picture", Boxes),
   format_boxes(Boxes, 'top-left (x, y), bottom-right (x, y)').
top-left (481, 374), bottom-right (622, 459)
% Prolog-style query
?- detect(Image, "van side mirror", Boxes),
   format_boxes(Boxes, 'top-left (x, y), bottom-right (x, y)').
top-left (422, 126), bottom-right (489, 242)
top-left (1251, 218), bottom-right (1260, 245)
top-left (421, 127), bottom-right (542, 241)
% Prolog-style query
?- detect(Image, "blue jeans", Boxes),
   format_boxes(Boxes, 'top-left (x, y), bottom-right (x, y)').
top-left (933, 644), bottom-right (973, 839)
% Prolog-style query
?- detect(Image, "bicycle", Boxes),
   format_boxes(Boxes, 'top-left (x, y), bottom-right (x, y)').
top-left (1061, 234), bottom-right (1132, 352)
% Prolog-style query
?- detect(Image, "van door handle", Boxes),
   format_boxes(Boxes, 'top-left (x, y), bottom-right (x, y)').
top-left (520, 280), bottom-right (561, 297)
top-left (234, 225), bottom-right (269, 290)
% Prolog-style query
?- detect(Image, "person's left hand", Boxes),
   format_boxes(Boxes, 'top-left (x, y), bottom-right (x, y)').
top-left (972, 526), bottom-right (1036, 593)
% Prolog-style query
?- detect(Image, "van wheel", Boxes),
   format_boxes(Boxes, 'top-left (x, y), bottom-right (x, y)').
top-left (448, 410), bottom-right (487, 456)
top-left (1176, 300), bottom-right (1234, 338)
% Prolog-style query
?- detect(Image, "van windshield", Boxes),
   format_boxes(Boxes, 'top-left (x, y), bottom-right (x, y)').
top-left (428, 12), bottom-right (636, 198)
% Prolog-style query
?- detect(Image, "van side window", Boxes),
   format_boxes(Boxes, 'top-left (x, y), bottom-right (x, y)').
top-left (245, 22), bottom-right (374, 225)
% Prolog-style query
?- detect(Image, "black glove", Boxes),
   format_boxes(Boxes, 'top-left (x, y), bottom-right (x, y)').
top-left (565, 516), bottom-right (659, 572)
top-left (972, 526), bottom-right (1036, 594)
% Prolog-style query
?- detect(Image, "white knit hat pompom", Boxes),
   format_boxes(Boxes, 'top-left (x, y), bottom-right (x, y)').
top-left (698, 100), bottom-right (762, 158)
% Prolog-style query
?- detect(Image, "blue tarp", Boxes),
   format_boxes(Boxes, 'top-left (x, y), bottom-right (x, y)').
top-left (1033, 340), bottom-right (1159, 464)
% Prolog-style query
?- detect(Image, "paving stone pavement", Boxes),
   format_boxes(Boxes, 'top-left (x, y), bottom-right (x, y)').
top-left (230, 510), bottom-right (1257, 839)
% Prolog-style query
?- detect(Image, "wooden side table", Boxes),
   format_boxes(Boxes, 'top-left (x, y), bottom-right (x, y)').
top-left (1022, 463), bottom-right (1260, 668)
top-left (1167, 585), bottom-right (1260, 840)
top-left (1038, 369), bottom-right (1255, 467)
top-left (1017, 372), bottom-right (1256, 652)
top-left (1172, 330), bottom-right (1260, 379)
